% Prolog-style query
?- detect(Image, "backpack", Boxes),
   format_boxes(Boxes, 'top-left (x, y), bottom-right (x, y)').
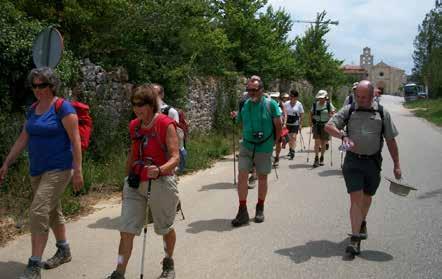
top-left (348, 94), bottom-right (354, 105)
top-left (30, 98), bottom-right (93, 151)
top-left (161, 106), bottom-right (189, 141)
top-left (344, 103), bottom-right (385, 153)
top-left (312, 100), bottom-right (331, 116)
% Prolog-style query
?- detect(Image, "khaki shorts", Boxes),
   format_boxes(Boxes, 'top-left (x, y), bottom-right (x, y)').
top-left (313, 123), bottom-right (330, 140)
top-left (120, 176), bottom-right (179, 236)
top-left (238, 144), bottom-right (272, 175)
top-left (29, 169), bottom-right (73, 234)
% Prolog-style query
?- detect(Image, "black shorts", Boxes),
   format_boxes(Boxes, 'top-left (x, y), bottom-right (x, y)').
top-left (287, 125), bottom-right (299, 134)
top-left (342, 152), bottom-right (382, 196)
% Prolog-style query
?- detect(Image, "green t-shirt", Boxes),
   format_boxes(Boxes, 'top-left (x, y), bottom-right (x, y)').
top-left (238, 97), bottom-right (281, 153)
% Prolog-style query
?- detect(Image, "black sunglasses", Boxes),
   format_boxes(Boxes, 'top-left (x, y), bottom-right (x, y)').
top-left (31, 83), bottom-right (50, 89)
top-left (246, 88), bottom-right (260, 93)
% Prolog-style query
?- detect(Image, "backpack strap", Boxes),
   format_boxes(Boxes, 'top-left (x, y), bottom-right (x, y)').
top-left (326, 101), bottom-right (331, 113)
top-left (161, 105), bottom-right (171, 116)
top-left (348, 94), bottom-right (353, 105)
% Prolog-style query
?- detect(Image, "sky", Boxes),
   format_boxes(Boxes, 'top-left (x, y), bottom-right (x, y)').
top-left (266, 0), bottom-right (436, 74)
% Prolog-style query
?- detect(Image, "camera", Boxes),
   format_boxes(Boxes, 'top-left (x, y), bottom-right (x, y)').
top-left (253, 131), bottom-right (264, 140)
top-left (127, 172), bottom-right (140, 189)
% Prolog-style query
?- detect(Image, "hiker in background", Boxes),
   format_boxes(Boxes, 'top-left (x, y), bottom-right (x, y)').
top-left (310, 90), bottom-right (336, 167)
top-left (343, 82), bottom-right (358, 107)
top-left (106, 84), bottom-right (180, 279)
top-left (270, 92), bottom-right (286, 167)
top-left (284, 89), bottom-right (304, 160)
top-left (325, 80), bottom-right (402, 256)
top-left (374, 87), bottom-right (382, 104)
top-left (230, 76), bottom-right (282, 227)
top-left (153, 83), bottom-right (187, 174)
top-left (0, 67), bottom-right (83, 279)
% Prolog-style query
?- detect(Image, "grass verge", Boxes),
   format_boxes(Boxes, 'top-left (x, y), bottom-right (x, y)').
top-left (404, 99), bottom-right (442, 126)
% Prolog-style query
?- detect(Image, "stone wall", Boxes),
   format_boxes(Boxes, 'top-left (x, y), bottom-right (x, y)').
top-left (69, 60), bottom-right (314, 133)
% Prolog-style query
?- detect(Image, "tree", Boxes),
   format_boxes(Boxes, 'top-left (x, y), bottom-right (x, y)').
top-left (293, 11), bottom-right (345, 92)
top-left (413, 5), bottom-right (442, 97)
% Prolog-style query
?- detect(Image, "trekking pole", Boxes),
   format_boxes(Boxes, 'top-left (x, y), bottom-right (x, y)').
top-left (273, 164), bottom-right (279, 180)
top-left (232, 118), bottom-right (237, 185)
top-left (299, 130), bottom-right (306, 151)
top-left (330, 137), bottom-right (333, 167)
top-left (140, 180), bottom-right (152, 279)
top-left (340, 140), bottom-right (344, 169)
top-left (306, 127), bottom-right (312, 163)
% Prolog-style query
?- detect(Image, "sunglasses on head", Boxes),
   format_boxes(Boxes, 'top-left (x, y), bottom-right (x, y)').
top-left (31, 82), bottom-right (50, 90)
top-left (131, 101), bottom-right (147, 107)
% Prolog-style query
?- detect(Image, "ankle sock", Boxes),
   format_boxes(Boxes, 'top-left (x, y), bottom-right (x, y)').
top-left (56, 240), bottom-right (69, 248)
top-left (29, 256), bottom-right (42, 263)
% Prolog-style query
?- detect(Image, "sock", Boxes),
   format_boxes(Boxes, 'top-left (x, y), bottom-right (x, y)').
top-left (257, 199), bottom-right (265, 206)
top-left (56, 240), bottom-right (69, 248)
top-left (351, 233), bottom-right (361, 238)
top-left (239, 200), bottom-right (247, 207)
top-left (29, 256), bottom-right (42, 263)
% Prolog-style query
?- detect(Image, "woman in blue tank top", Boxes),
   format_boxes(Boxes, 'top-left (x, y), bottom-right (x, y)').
top-left (0, 67), bottom-right (83, 279)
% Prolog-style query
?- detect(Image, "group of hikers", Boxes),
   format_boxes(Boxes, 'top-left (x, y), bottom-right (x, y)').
top-left (0, 67), bottom-right (401, 279)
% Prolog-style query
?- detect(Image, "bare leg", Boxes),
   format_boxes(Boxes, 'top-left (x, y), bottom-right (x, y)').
top-left (116, 232), bottom-right (135, 274)
top-left (163, 229), bottom-right (176, 258)
top-left (361, 194), bottom-right (372, 221)
top-left (257, 174), bottom-right (268, 201)
top-left (349, 191), bottom-right (364, 235)
top-left (52, 224), bottom-right (67, 242)
top-left (238, 170), bottom-right (249, 201)
top-left (31, 233), bottom-right (49, 257)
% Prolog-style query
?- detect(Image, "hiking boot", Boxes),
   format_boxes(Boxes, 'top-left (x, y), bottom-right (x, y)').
top-left (254, 204), bottom-right (265, 223)
top-left (288, 149), bottom-right (295, 160)
top-left (360, 221), bottom-right (368, 240)
top-left (273, 157), bottom-right (279, 167)
top-left (18, 259), bottom-right (41, 279)
top-left (248, 175), bottom-right (257, 189)
top-left (159, 257), bottom-right (175, 279)
top-left (313, 157), bottom-right (320, 167)
top-left (345, 236), bottom-right (361, 255)
top-left (231, 206), bottom-right (249, 227)
top-left (319, 155), bottom-right (324, 166)
top-left (43, 243), bottom-right (71, 269)
top-left (105, 270), bottom-right (125, 279)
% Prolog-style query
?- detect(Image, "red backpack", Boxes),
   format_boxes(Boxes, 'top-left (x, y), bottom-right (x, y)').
top-left (31, 98), bottom-right (93, 151)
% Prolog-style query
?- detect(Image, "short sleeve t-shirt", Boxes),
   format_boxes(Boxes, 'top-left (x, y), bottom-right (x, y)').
top-left (238, 97), bottom-right (281, 153)
top-left (26, 100), bottom-right (76, 176)
top-left (129, 114), bottom-right (176, 181)
top-left (284, 100), bottom-right (304, 126)
top-left (311, 101), bottom-right (336, 123)
top-left (328, 102), bottom-right (399, 155)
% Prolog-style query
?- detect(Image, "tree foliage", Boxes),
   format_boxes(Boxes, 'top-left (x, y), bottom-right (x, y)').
top-left (293, 11), bottom-right (345, 92)
top-left (413, 5), bottom-right (442, 98)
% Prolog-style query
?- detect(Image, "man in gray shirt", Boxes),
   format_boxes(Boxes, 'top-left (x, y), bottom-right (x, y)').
top-left (325, 80), bottom-right (402, 256)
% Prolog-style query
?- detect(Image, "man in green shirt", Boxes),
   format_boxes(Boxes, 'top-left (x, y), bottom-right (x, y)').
top-left (231, 77), bottom-right (282, 227)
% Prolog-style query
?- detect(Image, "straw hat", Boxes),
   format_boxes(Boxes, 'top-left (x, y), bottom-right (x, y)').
top-left (385, 177), bottom-right (417, 197)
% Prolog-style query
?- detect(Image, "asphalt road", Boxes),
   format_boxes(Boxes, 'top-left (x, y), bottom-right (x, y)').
top-left (0, 95), bottom-right (441, 279)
